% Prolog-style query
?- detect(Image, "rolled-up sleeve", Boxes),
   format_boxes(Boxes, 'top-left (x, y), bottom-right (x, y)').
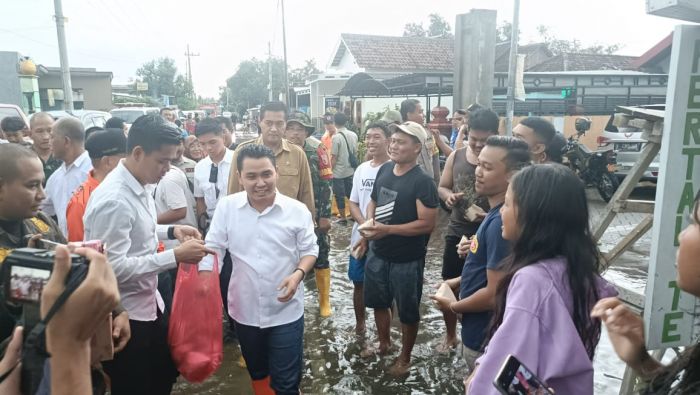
top-left (296, 208), bottom-right (319, 258)
top-left (85, 200), bottom-right (176, 283)
top-left (200, 200), bottom-right (229, 271)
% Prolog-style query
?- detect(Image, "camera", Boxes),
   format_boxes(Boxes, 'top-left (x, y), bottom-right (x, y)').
top-left (3, 248), bottom-right (89, 305)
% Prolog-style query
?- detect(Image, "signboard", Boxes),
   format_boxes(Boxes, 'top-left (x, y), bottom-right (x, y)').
top-left (136, 82), bottom-right (148, 91)
top-left (644, 25), bottom-right (700, 350)
top-left (324, 97), bottom-right (341, 114)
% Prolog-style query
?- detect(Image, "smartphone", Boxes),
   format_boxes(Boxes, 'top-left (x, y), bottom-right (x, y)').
top-left (493, 354), bottom-right (554, 395)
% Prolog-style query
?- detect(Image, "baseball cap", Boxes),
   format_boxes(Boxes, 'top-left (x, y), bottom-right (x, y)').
top-left (85, 128), bottom-right (127, 159)
top-left (381, 110), bottom-right (402, 125)
top-left (393, 121), bottom-right (427, 145)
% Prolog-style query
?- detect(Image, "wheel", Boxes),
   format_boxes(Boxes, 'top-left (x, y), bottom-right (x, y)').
top-left (597, 172), bottom-right (620, 202)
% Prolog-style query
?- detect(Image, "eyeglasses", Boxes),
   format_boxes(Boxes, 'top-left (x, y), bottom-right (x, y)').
top-left (209, 163), bottom-right (220, 198)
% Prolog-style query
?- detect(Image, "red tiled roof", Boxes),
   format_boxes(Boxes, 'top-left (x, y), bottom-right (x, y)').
top-left (631, 33), bottom-right (673, 70)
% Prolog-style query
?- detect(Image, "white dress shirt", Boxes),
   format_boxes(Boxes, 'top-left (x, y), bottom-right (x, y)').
top-left (201, 191), bottom-right (318, 328)
top-left (42, 150), bottom-right (92, 235)
top-left (194, 148), bottom-right (233, 218)
top-left (155, 166), bottom-right (196, 250)
top-left (84, 161), bottom-right (176, 321)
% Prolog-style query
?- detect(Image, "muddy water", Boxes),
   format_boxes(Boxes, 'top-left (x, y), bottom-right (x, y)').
top-left (174, 196), bottom-right (649, 395)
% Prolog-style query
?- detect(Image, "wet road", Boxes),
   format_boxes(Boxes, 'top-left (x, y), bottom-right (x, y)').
top-left (174, 188), bottom-right (654, 395)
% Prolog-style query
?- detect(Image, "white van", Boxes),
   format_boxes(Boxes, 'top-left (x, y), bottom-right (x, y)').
top-left (109, 107), bottom-right (160, 126)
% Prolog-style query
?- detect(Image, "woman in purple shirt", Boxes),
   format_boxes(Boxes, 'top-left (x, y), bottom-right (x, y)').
top-left (467, 164), bottom-right (616, 394)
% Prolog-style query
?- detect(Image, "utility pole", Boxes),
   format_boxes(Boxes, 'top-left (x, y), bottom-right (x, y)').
top-left (505, 0), bottom-right (520, 136)
top-left (184, 44), bottom-right (199, 100)
top-left (268, 42), bottom-right (273, 101)
top-left (281, 0), bottom-right (290, 104)
top-left (53, 0), bottom-right (73, 112)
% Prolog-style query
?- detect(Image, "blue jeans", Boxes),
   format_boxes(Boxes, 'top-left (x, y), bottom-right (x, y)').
top-left (234, 316), bottom-right (304, 395)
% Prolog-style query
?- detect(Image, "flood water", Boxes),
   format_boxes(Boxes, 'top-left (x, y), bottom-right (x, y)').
top-left (174, 190), bottom-right (653, 395)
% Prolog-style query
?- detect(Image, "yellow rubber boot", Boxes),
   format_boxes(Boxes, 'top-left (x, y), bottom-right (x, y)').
top-left (251, 376), bottom-right (275, 395)
top-left (315, 268), bottom-right (332, 317)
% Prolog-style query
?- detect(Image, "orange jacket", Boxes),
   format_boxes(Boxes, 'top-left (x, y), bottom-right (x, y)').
top-left (66, 171), bottom-right (100, 242)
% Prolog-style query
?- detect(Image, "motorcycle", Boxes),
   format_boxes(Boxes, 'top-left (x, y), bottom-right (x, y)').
top-left (563, 117), bottom-right (620, 202)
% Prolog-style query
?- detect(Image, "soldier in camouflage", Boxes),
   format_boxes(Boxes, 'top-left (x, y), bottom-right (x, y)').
top-left (285, 111), bottom-right (334, 317)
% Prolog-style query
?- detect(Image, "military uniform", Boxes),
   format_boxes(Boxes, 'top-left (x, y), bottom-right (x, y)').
top-left (303, 136), bottom-right (332, 269)
top-left (0, 212), bottom-right (65, 341)
top-left (35, 150), bottom-right (62, 186)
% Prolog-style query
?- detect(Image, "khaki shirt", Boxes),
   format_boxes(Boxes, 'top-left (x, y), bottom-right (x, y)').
top-left (227, 137), bottom-right (316, 219)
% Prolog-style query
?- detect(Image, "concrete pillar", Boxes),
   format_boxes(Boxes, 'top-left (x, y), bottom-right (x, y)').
top-left (453, 10), bottom-right (497, 110)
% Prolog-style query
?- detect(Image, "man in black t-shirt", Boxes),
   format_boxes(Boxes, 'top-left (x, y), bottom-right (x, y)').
top-left (359, 121), bottom-right (439, 376)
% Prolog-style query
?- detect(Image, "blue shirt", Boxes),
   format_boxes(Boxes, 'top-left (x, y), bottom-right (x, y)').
top-left (449, 128), bottom-right (459, 148)
top-left (459, 203), bottom-right (510, 350)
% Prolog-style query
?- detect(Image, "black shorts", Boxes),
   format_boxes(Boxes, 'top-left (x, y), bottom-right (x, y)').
top-left (442, 235), bottom-right (466, 280)
top-left (363, 246), bottom-right (424, 325)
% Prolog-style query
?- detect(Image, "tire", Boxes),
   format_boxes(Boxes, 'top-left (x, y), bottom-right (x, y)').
top-left (597, 172), bottom-right (620, 202)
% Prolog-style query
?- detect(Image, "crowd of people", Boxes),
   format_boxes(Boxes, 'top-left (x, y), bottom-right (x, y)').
top-left (0, 98), bottom-right (696, 395)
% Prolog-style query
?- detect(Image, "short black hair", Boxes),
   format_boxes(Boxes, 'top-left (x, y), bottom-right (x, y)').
top-left (29, 112), bottom-right (53, 128)
top-left (333, 112), bottom-right (348, 127)
top-left (0, 116), bottom-right (26, 133)
top-left (105, 117), bottom-right (126, 130)
top-left (160, 107), bottom-right (172, 115)
top-left (259, 101), bottom-right (288, 120)
top-left (365, 121), bottom-right (391, 139)
top-left (195, 118), bottom-right (222, 137)
top-left (0, 144), bottom-right (39, 183)
top-left (485, 135), bottom-right (531, 172)
top-left (215, 115), bottom-right (234, 132)
top-left (519, 117), bottom-right (556, 145)
top-left (54, 117), bottom-right (85, 143)
top-left (400, 99), bottom-right (420, 122)
top-left (544, 132), bottom-right (566, 164)
top-left (468, 108), bottom-right (500, 133)
top-left (236, 144), bottom-right (276, 171)
top-left (127, 114), bottom-right (182, 154)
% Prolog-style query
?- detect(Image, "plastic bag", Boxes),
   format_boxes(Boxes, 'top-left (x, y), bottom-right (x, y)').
top-left (168, 258), bottom-right (223, 382)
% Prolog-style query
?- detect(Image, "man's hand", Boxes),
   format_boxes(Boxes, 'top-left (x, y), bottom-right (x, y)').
top-left (317, 218), bottom-right (331, 234)
top-left (173, 225), bottom-right (202, 242)
top-left (361, 222), bottom-right (390, 241)
top-left (444, 192), bottom-right (465, 209)
top-left (430, 295), bottom-right (453, 313)
top-left (112, 311), bottom-right (131, 353)
top-left (351, 238), bottom-right (368, 259)
top-left (277, 270), bottom-right (304, 303)
top-left (41, 246), bottom-right (120, 355)
top-left (26, 233), bottom-right (43, 248)
top-left (457, 236), bottom-right (472, 258)
top-left (174, 239), bottom-right (215, 263)
top-left (0, 326), bottom-right (22, 395)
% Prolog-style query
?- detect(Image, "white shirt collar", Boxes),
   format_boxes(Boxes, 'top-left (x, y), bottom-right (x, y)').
top-left (235, 190), bottom-right (283, 213)
top-left (63, 150), bottom-right (90, 171)
top-left (115, 160), bottom-right (147, 197)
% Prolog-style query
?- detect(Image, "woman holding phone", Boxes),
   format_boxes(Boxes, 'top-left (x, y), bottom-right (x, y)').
top-left (466, 164), bottom-right (616, 394)
top-left (591, 189), bottom-right (700, 393)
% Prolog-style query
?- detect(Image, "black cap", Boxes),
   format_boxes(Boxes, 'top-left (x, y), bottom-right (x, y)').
top-left (85, 128), bottom-right (127, 159)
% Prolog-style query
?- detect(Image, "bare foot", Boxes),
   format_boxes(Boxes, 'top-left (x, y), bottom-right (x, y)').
top-left (388, 358), bottom-right (411, 376)
top-left (360, 343), bottom-right (392, 358)
top-left (435, 336), bottom-right (460, 353)
top-left (355, 322), bottom-right (366, 336)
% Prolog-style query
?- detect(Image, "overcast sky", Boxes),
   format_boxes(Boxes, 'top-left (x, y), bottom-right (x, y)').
top-left (1, 0), bottom-right (686, 98)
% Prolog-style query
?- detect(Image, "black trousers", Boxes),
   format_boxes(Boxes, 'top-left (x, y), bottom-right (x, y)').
top-left (103, 311), bottom-right (178, 395)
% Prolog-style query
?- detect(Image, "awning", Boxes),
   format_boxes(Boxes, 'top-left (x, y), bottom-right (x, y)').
top-left (336, 72), bottom-right (453, 97)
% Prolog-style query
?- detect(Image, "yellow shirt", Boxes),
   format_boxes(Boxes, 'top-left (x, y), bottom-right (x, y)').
top-left (227, 137), bottom-right (316, 219)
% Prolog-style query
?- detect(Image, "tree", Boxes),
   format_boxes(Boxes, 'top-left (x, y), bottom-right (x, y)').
top-left (135, 57), bottom-right (195, 109)
top-left (221, 57), bottom-right (287, 115)
top-left (427, 13), bottom-right (453, 38)
top-left (403, 22), bottom-right (426, 37)
top-left (289, 59), bottom-right (321, 87)
top-left (536, 25), bottom-right (621, 55)
top-left (403, 14), bottom-right (453, 38)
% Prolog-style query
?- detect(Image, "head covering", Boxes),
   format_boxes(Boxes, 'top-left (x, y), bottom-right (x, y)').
top-left (288, 111), bottom-right (314, 134)
top-left (85, 128), bottom-right (127, 159)
top-left (322, 113), bottom-right (334, 125)
top-left (381, 110), bottom-right (402, 125)
top-left (394, 121), bottom-right (427, 145)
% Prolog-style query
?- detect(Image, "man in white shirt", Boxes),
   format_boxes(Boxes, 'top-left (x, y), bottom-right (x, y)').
top-left (155, 166), bottom-right (197, 249)
top-left (41, 117), bottom-right (91, 235)
top-left (84, 114), bottom-right (212, 395)
top-left (201, 144), bottom-right (318, 394)
top-left (348, 121), bottom-right (391, 334)
top-left (193, 118), bottom-right (233, 231)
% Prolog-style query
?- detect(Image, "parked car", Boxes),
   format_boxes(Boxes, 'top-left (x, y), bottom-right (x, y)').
top-left (109, 107), bottom-right (160, 126)
top-left (0, 104), bottom-right (30, 127)
top-left (597, 104), bottom-right (663, 183)
top-left (47, 110), bottom-right (112, 130)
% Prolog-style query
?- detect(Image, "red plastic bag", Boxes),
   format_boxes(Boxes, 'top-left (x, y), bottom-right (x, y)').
top-left (168, 258), bottom-right (223, 382)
